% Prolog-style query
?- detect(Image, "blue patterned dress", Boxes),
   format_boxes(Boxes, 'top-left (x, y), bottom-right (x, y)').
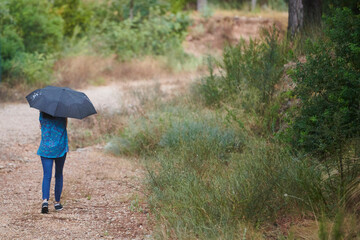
top-left (37, 112), bottom-right (69, 158)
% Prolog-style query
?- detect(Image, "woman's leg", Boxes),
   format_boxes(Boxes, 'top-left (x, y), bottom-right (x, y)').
top-left (41, 157), bottom-right (53, 201)
top-left (54, 153), bottom-right (66, 202)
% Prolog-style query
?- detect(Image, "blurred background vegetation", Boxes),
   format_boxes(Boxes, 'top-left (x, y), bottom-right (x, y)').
top-left (1, 0), bottom-right (360, 239)
top-left (0, 0), bottom-right (298, 87)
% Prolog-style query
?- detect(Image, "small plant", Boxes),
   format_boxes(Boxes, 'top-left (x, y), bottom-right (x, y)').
top-left (102, 230), bottom-right (109, 237)
top-left (193, 56), bottom-right (222, 106)
top-left (129, 195), bottom-right (144, 213)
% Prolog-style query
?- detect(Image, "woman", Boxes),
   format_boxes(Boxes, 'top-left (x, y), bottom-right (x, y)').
top-left (38, 111), bottom-right (68, 214)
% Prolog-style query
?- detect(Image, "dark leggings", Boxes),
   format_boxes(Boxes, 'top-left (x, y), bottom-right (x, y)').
top-left (41, 154), bottom-right (66, 202)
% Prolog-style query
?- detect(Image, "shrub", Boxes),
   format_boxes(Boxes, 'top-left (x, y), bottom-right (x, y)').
top-left (197, 27), bottom-right (287, 114)
top-left (194, 56), bottom-right (222, 106)
top-left (194, 27), bottom-right (289, 135)
top-left (291, 8), bottom-right (360, 187)
top-left (0, 0), bottom-right (63, 85)
top-left (105, 106), bottom-right (173, 157)
top-left (167, 0), bottom-right (195, 12)
top-left (94, 0), bottom-right (169, 24)
top-left (7, 0), bottom-right (63, 53)
top-left (103, 9), bottom-right (190, 60)
top-left (0, 26), bottom-right (25, 75)
top-left (6, 52), bottom-right (55, 86)
top-left (324, 7), bottom-right (360, 69)
top-left (53, 0), bottom-right (93, 38)
top-left (106, 105), bottom-right (243, 158)
top-left (158, 118), bottom-right (244, 167)
top-left (106, 114), bottom-right (165, 156)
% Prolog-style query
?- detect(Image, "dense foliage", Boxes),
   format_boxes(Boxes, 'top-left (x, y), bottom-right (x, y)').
top-left (0, 0), bottom-right (63, 84)
top-left (291, 8), bottom-right (360, 190)
top-left (53, 0), bottom-right (93, 37)
top-left (0, 0), bottom-right (190, 85)
top-left (103, 9), bottom-right (190, 60)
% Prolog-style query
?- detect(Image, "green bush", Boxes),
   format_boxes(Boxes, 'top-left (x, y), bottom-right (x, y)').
top-left (7, 0), bottom-right (63, 53)
top-left (0, 0), bottom-right (63, 85)
top-left (323, 0), bottom-right (360, 14)
top-left (6, 52), bottom-right (55, 86)
top-left (324, 7), bottom-right (360, 69)
top-left (197, 27), bottom-right (287, 111)
top-left (103, 9), bottom-right (190, 60)
top-left (291, 8), bottom-right (360, 186)
top-left (194, 56), bottom-right (222, 106)
top-left (195, 27), bottom-right (289, 134)
top-left (105, 113), bottom-right (165, 156)
top-left (158, 118), bottom-right (244, 168)
top-left (95, 0), bottom-right (170, 24)
top-left (105, 105), bottom-right (241, 158)
top-left (53, 0), bottom-right (93, 38)
top-left (0, 26), bottom-right (25, 73)
top-left (167, 0), bottom-right (195, 12)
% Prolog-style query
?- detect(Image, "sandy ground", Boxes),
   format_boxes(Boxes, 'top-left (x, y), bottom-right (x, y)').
top-left (0, 84), bottom-right (156, 239)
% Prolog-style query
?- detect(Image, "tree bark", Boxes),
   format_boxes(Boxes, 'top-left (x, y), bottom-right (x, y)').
top-left (288, 0), bottom-right (304, 36)
top-left (251, 0), bottom-right (257, 11)
top-left (197, 0), bottom-right (207, 12)
top-left (288, 0), bottom-right (322, 37)
top-left (129, 0), bottom-right (134, 20)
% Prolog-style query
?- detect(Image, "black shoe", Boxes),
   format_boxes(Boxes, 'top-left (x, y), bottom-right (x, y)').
top-left (41, 202), bottom-right (49, 214)
top-left (54, 203), bottom-right (63, 211)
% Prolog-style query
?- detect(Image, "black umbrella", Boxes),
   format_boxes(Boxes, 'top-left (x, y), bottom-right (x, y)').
top-left (26, 86), bottom-right (97, 119)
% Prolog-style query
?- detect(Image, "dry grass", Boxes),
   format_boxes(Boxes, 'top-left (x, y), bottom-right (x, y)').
top-left (288, 214), bottom-right (360, 239)
top-left (53, 55), bottom-right (191, 89)
top-left (347, 176), bottom-right (360, 215)
top-left (53, 55), bottom-right (113, 88)
top-left (110, 57), bottom-right (174, 81)
top-left (288, 219), bottom-right (320, 240)
top-left (68, 109), bottom-right (125, 149)
top-left (185, 12), bottom-right (286, 57)
top-left (212, 9), bottom-right (288, 28)
top-left (0, 83), bottom-right (34, 103)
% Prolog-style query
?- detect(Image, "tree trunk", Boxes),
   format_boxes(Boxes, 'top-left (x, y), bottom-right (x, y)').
top-left (288, 0), bottom-right (322, 37)
top-left (197, 0), bottom-right (207, 12)
top-left (251, 0), bottom-right (257, 11)
top-left (288, 0), bottom-right (304, 36)
top-left (129, 0), bottom-right (134, 20)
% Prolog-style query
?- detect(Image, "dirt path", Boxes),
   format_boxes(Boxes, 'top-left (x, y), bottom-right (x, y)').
top-left (0, 81), bottom-right (166, 239)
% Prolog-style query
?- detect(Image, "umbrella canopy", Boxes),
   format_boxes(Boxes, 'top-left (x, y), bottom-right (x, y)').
top-left (26, 86), bottom-right (97, 119)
